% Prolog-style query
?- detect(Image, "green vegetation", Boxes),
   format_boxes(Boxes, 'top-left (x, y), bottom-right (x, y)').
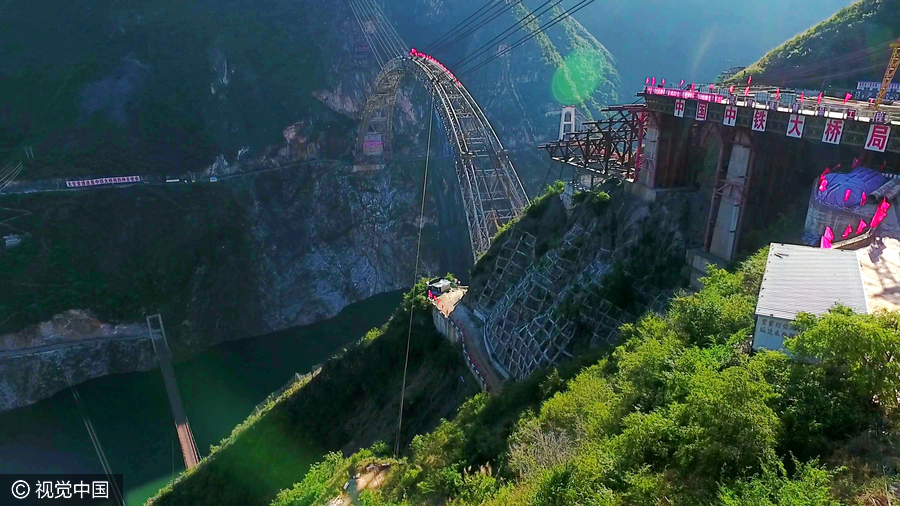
top-left (732, 0), bottom-right (900, 88)
top-left (149, 280), bottom-right (478, 506)
top-left (572, 188), bottom-right (610, 216)
top-left (1, 0), bottom-right (349, 179)
top-left (0, 186), bottom-right (257, 340)
top-left (279, 249), bottom-right (900, 506)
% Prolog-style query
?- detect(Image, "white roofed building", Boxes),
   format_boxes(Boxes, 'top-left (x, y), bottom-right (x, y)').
top-left (753, 241), bottom-right (899, 351)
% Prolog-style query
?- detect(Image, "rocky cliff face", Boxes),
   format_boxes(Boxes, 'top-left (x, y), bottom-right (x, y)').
top-left (0, 311), bottom-right (157, 411)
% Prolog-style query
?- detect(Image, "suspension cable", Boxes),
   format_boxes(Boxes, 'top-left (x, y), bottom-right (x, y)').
top-left (352, 0), bottom-right (394, 63)
top-left (461, 0), bottom-right (597, 76)
top-left (395, 85), bottom-right (436, 457)
top-left (366, 0), bottom-right (409, 53)
top-left (430, 0), bottom-right (526, 55)
top-left (424, 0), bottom-right (502, 52)
top-left (65, 372), bottom-right (125, 506)
top-left (452, 0), bottom-right (562, 69)
top-left (357, 0), bottom-right (403, 58)
top-left (349, 0), bottom-right (385, 68)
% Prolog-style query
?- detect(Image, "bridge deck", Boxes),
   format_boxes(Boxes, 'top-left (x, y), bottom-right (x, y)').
top-left (147, 314), bottom-right (201, 470)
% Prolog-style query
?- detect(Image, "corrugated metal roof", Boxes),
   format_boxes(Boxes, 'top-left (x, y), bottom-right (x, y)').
top-left (755, 243), bottom-right (868, 321)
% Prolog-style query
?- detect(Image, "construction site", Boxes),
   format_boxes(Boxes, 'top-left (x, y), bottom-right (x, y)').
top-left (428, 39), bottom-right (900, 391)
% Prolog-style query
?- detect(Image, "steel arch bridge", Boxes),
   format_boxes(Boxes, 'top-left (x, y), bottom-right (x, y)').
top-left (356, 52), bottom-right (530, 261)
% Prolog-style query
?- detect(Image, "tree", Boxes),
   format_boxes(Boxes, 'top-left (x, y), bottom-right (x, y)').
top-left (787, 307), bottom-right (900, 412)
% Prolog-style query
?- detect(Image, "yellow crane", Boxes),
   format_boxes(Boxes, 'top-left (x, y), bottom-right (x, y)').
top-left (872, 38), bottom-right (900, 111)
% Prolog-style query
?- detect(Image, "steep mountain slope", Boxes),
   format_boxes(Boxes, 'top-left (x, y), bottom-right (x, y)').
top-left (734, 0), bottom-right (900, 87)
top-left (149, 181), bottom-right (706, 505)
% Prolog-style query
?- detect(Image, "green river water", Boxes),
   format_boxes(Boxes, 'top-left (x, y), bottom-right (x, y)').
top-left (0, 291), bottom-right (403, 505)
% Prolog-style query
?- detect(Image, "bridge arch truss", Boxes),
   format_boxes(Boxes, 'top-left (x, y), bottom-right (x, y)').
top-left (357, 55), bottom-right (530, 260)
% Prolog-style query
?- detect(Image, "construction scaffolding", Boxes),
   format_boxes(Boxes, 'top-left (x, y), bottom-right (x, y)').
top-left (539, 104), bottom-right (646, 188)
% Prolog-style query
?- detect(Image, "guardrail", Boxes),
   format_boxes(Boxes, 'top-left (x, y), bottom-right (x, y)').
top-left (252, 371), bottom-right (308, 416)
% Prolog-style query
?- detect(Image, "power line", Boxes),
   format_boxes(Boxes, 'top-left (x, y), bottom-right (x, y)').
top-left (452, 0), bottom-right (562, 69)
top-left (423, 0), bottom-right (503, 52)
top-left (395, 86), bottom-right (435, 458)
top-left (461, 0), bottom-right (597, 77)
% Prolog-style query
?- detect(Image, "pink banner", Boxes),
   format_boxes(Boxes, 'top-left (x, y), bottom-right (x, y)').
top-left (66, 175), bottom-right (140, 188)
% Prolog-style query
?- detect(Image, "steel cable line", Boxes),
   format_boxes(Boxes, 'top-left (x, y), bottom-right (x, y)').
top-left (452, 0), bottom-right (562, 69)
top-left (0, 163), bottom-right (24, 191)
top-left (430, 0), bottom-right (514, 54)
top-left (357, 0), bottom-right (404, 57)
top-left (461, 0), bottom-right (597, 76)
top-left (356, 0), bottom-right (399, 56)
top-left (351, 0), bottom-right (395, 62)
top-left (430, 0), bottom-right (526, 55)
top-left (350, 0), bottom-right (385, 67)
top-left (354, 0), bottom-right (396, 61)
top-left (395, 86), bottom-right (436, 457)
top-left (424, 0), bottom-right (503, 52)
top-left (365, 0), bottom-right (409, 53)
top-left (65, 371), bottom-right (125, 506)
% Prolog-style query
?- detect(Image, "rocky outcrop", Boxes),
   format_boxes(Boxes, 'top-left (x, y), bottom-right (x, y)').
top-left (0, 311), bottom-right (156, 411)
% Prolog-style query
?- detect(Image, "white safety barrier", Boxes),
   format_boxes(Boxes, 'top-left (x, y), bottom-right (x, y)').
top-left (66, 175), bottom-right (141, 188)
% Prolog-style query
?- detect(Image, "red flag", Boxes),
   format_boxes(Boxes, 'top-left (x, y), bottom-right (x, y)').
top-left (729, 85), bottom-right (735, 94)
top-left (852, 157), bottom-right (859, 169)
top-left (817, 92), bottom-right (823, 104)
top-left (775, 89), bottom-right (781, 102)
top-left (871, 208), bottom-right (887, 229)
top-left (691, 83), bottom-right (695, 92)
top-left (819, 178), bottom-right (828, 192)
top-left (748, 75), bottom-right (752, 85)
top-left (744, 86), bottom-right (750, 96)
top-left (880, 198), bottom-right (891, 212)
top-left (820, 167), bottom-right (831, 179)
top-left (709, 84), bottom-right (714, 91)
top-left (651, 77), bottom-right (656, 87)
top-left (844, 189), bottom-right (852, 201)
top-left (857, 220), bottom-right (868, 234)
top-left (861, 192), bottom-right (867, 206)
top-left (800, 91), bottom-right (805, 101)
top-left (662, 78), bottom-right (666, 86)
top-left (821, 226), bottom-right (834, 248)
top-left (843, 92), bottom-right (852, 103)
top-left (680, 79), bottom-right (685, 87)
top-left (646, 77), bottom-right (650, 85)
top-left (842, 224), bottom-right (852, 238)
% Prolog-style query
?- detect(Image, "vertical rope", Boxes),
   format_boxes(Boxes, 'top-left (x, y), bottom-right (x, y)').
top-left (395, 86), bottom-right (436, 457)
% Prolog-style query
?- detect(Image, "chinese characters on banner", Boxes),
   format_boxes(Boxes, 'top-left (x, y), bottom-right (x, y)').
top-left (66, 175), bottom-right (141, 188)
top-left (865, 124), bottom-right (891, 152)
top-left (786, 114), bottom-right (805, 138)
top-left (674, 99), bottom-right (685, 118)
top-left (822, 119), bottom-right (844, 145)
top-left (695, 102), bottom-right (708, 121)
top-left (723, 105), bottom-right (738, 127)
top-left (751, 110), bottom-right (768, 132)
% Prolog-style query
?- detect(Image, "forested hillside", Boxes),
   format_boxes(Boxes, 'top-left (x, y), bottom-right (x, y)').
top-left (734, 0), bottom-right (900, 88)
top-left (273, 250), bottom-right (900, 506)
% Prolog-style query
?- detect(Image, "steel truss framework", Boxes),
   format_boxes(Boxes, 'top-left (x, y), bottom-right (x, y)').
top-left (538, 105), bottom-right (645, 187)
top-left (357, 56), bottom-right (530, 260)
